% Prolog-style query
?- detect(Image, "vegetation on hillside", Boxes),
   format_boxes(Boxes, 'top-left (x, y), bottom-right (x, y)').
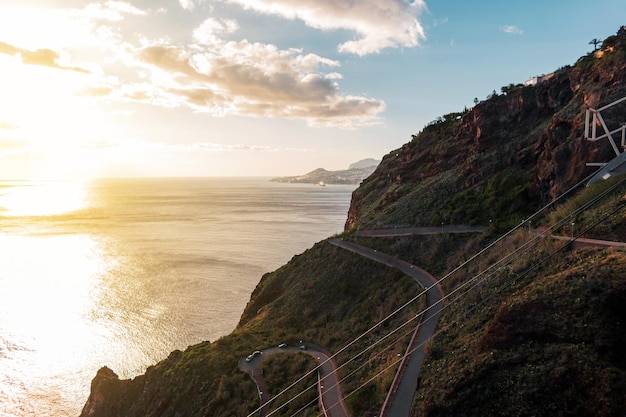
top-left (81, 26), bottom-right (626, 417)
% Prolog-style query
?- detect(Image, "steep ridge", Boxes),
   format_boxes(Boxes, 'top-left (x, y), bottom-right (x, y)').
top-left (346, 26), bottom-right (626, 232)
top-left (80, 27), bottom-right (626, 417)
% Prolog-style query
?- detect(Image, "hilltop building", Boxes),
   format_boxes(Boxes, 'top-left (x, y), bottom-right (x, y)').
top-left (524, 72), bottom-right (555, 86)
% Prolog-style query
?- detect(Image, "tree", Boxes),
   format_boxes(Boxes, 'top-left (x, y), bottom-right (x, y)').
top-left (589, 38), bottom-right (602, 52)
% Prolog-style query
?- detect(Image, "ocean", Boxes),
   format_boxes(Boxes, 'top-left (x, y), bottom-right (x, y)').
top-left (0, 177), bottom-right (356, 417)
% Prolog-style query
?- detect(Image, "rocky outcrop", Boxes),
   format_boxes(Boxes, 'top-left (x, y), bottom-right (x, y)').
top-left (80, 367), bottom-right (142, 417)
top-left (346, 26), bottom-right (626, 231)
top-left (80, 26), bottom-right (626, 417)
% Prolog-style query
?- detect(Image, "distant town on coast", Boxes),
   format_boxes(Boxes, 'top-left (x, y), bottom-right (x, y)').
top-left (270, 158), bottom-right (380, 185)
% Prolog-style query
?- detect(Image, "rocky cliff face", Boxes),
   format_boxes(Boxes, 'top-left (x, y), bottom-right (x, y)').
top-left (346, 26), bottom-right (626, 231)
top-left (80, 26), bottom-right (626, 417)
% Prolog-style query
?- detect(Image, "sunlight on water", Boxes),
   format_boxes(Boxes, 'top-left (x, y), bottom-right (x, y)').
top-left (0, 181), bottom-right (87, 216)
top-left (0, 178), bottom-right (355, 416)
top-left (0, 233), bottom-right (107, 415)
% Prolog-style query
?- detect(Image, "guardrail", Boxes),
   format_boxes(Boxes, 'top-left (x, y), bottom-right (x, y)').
top-left (318, 370), bottom-right (330, 417)
top-left (379, 315), bottom-right (424, 417)
top-left (585, 95), bottom-right (626, 159)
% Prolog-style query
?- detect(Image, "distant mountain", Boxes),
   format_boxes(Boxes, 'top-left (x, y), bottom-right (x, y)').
top-left (348, 158), bottom-right (380, 170)
top-left (80, 26), bottom-right (626, 417)
top-left (270, 159), bottom-right (379, 184)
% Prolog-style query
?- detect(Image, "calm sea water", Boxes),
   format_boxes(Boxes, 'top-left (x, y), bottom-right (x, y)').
top-left (0, 178), bottom-right (355, 417)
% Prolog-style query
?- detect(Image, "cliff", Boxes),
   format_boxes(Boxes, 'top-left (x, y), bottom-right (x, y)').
top-left (346, 27), bottom-right (626, 231)
top-left (81, 27), bottom-right (626, 417)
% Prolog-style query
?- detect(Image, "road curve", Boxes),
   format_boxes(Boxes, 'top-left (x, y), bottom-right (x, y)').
top-left (240, 235), bottom-right (444, 417)
top-left (329, 238), bottom-right (443, 417)
top-left (239, 342), bottom-right (349, 417)
top-left (240, 223), bottom-right (624, 417)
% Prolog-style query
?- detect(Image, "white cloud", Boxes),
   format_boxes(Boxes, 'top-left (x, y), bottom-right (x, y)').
top-left (178, 0), bottom-right (209, 11)
top-left (324, 72), bottom-right (343, 80)
top-left (193, 18), bottom-right (239, 45)
top-left (500, 25), bottom-right (523, 35)
top-left (80, 1), bottom-right (147, 21)
top-left (123, 33), bottom-right (385, 128)
top-left (433, 17), bottom-right (448, 27)
top-left (190, 142), bottom-right (316, 153)
top-left (179, 0), bottom-right (195, 11)
top-left (222, 0), bottom-right (427, 55)
top-left (0, 2), bottom-right (147, 53)
top-left (0, 2), bottom-right (386, 128)
top-left (192, 142), bottom-right (274, 152)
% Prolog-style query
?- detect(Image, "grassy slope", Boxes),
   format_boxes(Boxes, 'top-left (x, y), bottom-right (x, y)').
top-left (88, 241), bottom-right (424, 417)
top-left (82, 27), bottom-right (626, 417)
top-left (415, 246), bottom-right (626, 417)
top-left (347, 177), bottom-right (626, 416)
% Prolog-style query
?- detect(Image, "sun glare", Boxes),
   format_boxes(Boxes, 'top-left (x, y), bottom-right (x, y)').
top-left (0, 50), bottom-right (108, 179)
top-left (0, 181), bottom-right (88, 217)
top-left (0, 233), bottom-right (106, 374)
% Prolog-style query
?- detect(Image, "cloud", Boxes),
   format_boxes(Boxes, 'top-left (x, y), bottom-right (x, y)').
top-left (127, 33), bottom-right (385, 127)
top-left (500, 25), bottom-right (523, 35)
top-left (433, 17), bottom-right (448, 27)
top-left (0, 138), bottom-right (28, 152)
top-left (190, 142), bottom-right (315, 153)
top-left (193, 17), bottom-right (239, 45)
top-left (222, 0), bottom-right (427, 55)
top-left (179, 0), bottom-right (207, 11)
top-left (0, 122), bottom-right (18, 130)
top-left (81, 1), bottom-right (147, 21)
top-left (192, 142), bottom-right (273, 151)
top-left (0, 41), bottom-right (89, 73)
top-left (78, 85), bottom-right (115, 97)
top-left (0, 3), bottom-right (386, 128)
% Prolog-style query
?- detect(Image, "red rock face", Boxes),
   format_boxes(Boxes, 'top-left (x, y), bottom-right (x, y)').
top-left (346, 27), bottom-right (626, 231)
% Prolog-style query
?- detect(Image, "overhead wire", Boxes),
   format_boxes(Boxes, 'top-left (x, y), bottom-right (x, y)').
top-left (251, 168), bottom-right (600, 417)
top-left (248, 167), bottom-right (622, 416)
top-left (318, 175), bottom-right (626, 416)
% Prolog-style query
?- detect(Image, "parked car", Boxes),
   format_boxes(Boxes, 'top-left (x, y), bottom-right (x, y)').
top-left (278, 343), bottom-right (287, 348)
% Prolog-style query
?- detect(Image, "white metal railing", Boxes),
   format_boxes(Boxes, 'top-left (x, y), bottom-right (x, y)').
top-left (585, 95), bottom-right (626, 161)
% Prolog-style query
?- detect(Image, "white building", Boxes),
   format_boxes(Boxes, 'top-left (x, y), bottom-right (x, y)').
top-left (524, 72), bottom-right (555, 86)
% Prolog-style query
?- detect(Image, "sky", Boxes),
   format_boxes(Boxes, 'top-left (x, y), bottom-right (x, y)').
top-left (0, 1), bottom-right (624, 179)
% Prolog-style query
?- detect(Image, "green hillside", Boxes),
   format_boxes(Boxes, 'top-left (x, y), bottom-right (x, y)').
top-left (80, 26), bottom-right (626, 417)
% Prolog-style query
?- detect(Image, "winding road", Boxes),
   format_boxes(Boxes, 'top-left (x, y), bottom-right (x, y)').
top-left (238, 342), bottom-right (347, 417)
top-left (329, 239), bottom-right (443, 417)
top-left (240, 234), bottom-right (447, 417)
top-left (241, 223), bottom-right (624, 416)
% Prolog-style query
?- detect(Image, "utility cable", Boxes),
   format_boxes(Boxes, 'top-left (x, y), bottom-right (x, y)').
top-left (316, 178), bottom-right (626, 416)
top-left (246, 167), bottom-right (611, 417)
top-left (319, 184), bottom-right (626, 416)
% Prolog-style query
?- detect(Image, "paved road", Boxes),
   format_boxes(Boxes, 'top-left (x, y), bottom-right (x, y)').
top-left (240, 226), bottom-right (468, 417)
top-left (533, 226), bottom-right (626, 249)
top-left (553, 234), bottom-right (626, 248)
top-left (355, 225), bottom-right (486, 238)
top-left (241, 222), bottom-right (625, 417)
top-left (239, 343), bottom-right (349, 417)
top-left (329, 239), bottom-right (443, 417)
